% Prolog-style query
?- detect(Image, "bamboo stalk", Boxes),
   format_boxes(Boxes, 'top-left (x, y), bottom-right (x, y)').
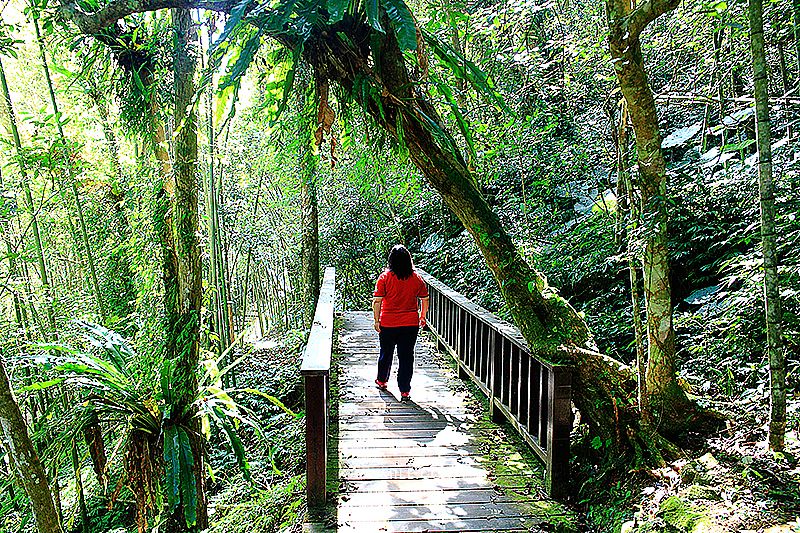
top-left (32, 15), bottom-right (106, 323)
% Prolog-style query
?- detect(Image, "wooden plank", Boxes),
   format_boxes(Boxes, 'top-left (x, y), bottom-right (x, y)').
top-left (340, 476), bottom-right (535, 493)
top-left (337, 488), bottom-right (537, 507)
top-left (339, 454), bottom-right (536, 471)
top-left (339, 445), bottom-right (483, 459)
top-left (338, 501), bottom-right (553, 521)
top-left (335, 516), bottom-right (545, 532)
top-left (339, 464), bottom-right (537, 481)
top-left (332, 310), bottom-right (565, 531)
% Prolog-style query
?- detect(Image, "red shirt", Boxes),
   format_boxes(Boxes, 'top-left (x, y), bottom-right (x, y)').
top-left (373, 270), bottom-right (429, 327)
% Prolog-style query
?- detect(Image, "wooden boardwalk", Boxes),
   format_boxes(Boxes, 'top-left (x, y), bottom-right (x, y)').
top-left (331, 312), bottom-right (571, 532)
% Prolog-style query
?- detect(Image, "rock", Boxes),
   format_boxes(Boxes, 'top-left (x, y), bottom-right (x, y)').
top-left (681, 462), bottom-right (713, 485)
top-left (696, 453), bottom-right (719, 470)
top-left (657, 496), bottom-right (719, 532)
top-left (687, 484), bottom-right (722, 501)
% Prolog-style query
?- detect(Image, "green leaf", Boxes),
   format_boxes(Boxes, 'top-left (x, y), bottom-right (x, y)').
top-left (366, 0), bottom-right (384, 33)
top-left (270, 44), bottom-right (302, 127)
top-left (422, 29), bottom-right (508, 113)
top-left (326, 0), bottom-right (349, 23)
top-left (240, 388), bottom-right (298, 417)
top-left (381, 0), bottom-right (416, 50)
top-left (164, 426), bottom-right (181, 513)
top-left (214, 0), bottom-right (254, 51)
top-left (178, 427), bottom-right (197, 528)
top-left (435, 77), bottom-right (475, 163)
top-left (213, 407), bottom-right (251, 481)
top-left (16, 378), bottom-right (64, 393)
top-left (219, 28), bottom-right (263, 91)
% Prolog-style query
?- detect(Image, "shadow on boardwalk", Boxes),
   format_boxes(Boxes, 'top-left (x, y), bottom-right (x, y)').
top-left (305, 311), bottom-right (576, 533)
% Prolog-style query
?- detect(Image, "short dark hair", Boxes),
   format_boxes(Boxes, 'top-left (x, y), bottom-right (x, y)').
top-left (388, 245), bottom-right (413, 280)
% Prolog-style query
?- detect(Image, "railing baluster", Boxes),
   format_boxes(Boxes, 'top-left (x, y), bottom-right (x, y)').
top-left (418, 269), bottom-right (573, 497)
top-left (502, 341), bottom-right (513, 405)
top-left (519, 352), bottom-right (529, 427)
top-left (510, 345), bottom-right (520, 417)
top-left (539, 368), bottom-right (550, 449)
top-left (529, 362), bottom-right (541, 440)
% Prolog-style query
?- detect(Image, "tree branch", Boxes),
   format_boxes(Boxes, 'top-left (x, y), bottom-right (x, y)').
top-left (57, 0), bottom-right (233, 33)
top-left (628, 0), bottom-right (681, 39)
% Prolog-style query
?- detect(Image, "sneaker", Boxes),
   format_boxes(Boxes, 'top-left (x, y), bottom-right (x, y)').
top-left (400, 392), bottom-right (411, 402)
top-left (375, 379), bottom-right (388, 391)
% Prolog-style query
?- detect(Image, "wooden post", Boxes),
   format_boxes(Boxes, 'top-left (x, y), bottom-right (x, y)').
top-left (301, 267), bottom-right (335, 508)
top-left (546, 366), bottom-right (572, 497)
top-left (304, 373), bottom-right (328, 507)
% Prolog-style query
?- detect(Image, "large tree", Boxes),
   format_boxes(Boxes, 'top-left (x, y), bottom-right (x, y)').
top-left (604, 0), bottom-right (696, 425)
top-left (56, 0), bottom-right (715, 474)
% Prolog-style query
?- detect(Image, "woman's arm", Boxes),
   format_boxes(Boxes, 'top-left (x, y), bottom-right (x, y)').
top-left (372, 297), bottom-right (383, 332)
top-left (419, 297), bottom-right (429, 328)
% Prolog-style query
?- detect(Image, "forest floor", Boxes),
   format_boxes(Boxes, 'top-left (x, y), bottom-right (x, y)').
top-left (587, 390), bottom-right (800, 532)
top-left (204, 326), bottom-right (309, 533)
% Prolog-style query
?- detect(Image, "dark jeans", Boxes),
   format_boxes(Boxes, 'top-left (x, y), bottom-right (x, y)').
top-left (377, 326), bottom-right (419, 393)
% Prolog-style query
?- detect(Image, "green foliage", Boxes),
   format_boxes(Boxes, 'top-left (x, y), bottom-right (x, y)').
top-left (26, 322), bottom-right (277, 528)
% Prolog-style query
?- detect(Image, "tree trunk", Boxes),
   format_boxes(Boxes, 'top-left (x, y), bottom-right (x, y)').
top-left (605, 0), bottom-right (694, 426)
top-left (0, 356), bottom-right (63, 533)
top-left (163, 8), bottom-right (207, 531)
top-left (616, 101), bottom-right (647, 411)
top-left (748, 0), bottom-right (785, 452)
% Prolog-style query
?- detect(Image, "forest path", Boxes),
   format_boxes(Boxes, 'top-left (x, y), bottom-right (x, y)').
top-left (329, 311), bottom-right (573, 532)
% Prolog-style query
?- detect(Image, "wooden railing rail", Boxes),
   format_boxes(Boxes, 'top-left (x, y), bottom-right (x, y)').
top-left (300, 267), bottom-right (335, 508)
top-left (418, 269), bottom-right (572, 497)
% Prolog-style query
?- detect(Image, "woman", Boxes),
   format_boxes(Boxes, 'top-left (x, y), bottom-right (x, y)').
top-left (372, 245), bottom-right (429, 401)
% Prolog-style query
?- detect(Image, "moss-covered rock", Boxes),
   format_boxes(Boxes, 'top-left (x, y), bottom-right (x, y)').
top-left (686, 484), bottom-right (722, 501)
top-left (656, 496), bottom-right (716, 532)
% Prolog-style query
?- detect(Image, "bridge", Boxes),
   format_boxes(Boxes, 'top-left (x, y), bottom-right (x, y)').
top-left (301, 268), bottom-right (574, 532)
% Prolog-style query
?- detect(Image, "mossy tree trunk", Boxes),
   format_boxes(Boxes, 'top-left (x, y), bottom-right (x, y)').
top-left (0, 356), bottom-right (63, 533)
top-left (748, 0), bottom-right (785, 452)
top-left (163, 8), bottom-right (207, 531)
top-left (605, 0), bottom-right (696, 427)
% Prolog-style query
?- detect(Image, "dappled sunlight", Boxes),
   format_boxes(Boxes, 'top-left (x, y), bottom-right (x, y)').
top-left (334, 312), bottom-right (565, 532)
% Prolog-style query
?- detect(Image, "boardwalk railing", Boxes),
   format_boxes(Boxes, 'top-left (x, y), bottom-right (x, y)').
top-left (418, 270), bottom-right (572, 497)
top-left (300, 267), bottom-right (335, 507)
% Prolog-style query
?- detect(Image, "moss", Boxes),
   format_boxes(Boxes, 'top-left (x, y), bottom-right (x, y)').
top-left (686, 484), bottom-right (722, 501)
top-left (657, 496), bottom-right (713, 532)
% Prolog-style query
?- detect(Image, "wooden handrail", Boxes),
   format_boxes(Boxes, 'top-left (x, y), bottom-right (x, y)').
top-left (418, 269), bottom-right (572, 497)
top-left (300, 267), bottom-right (335, 508)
